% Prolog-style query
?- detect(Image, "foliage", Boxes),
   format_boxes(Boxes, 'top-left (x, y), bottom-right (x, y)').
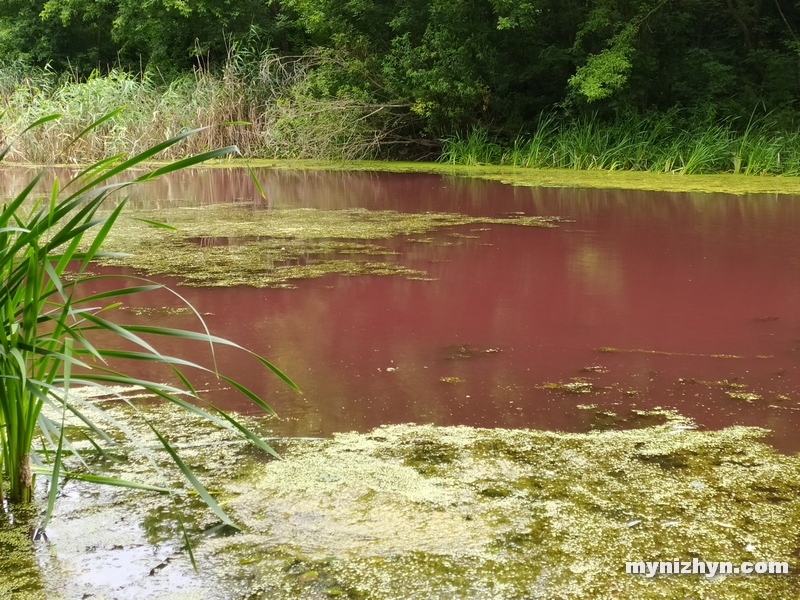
top-left (439, 126), bottom-right (502, 166)
top-left (441, 111), bottom-right (800, 175)
top-left (0, 51), bottom-right (402, 163)
top-left (0, 115), bottom-right (297, 550)
top-left (0, 0), bottom-right (299, 73)
top-left (2, 0), bottom-right (800, 155)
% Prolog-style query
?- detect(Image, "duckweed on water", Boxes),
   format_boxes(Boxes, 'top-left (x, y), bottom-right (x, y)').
top-left (95, 206), bottom-right (557, 287)
top-left (726, 392), bottom-right (763, 402)
top-left (444, 345), bottom-right (502, 360)
top-left (598, 347), bottom-right (744, 359)
top-left (119, 306), bottom-right (203, 317)
top-left (540, 379), bottom-right (596, 394)
top-left (0, 507), bottom-right (45, 600)
top-left (198, 420), bottom-right (800, 599)
top-left (6, 400), bottom-right (800, 599)
top-left (197, 159), bottom-right (800, 196)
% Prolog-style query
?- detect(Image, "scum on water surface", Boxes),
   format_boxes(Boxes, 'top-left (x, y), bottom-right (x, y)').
top-left (12, 160), bottom-right (800, 195)
top-left (4, 393), bottom-right (800, 599)
top-left (191, 160), bottom-right (800, 196)
top-left (96, 205), bottom-right (557, 287)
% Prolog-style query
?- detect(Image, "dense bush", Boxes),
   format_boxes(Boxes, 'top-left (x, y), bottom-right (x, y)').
top-left (3, 0), bottom-right (800, 135)
top-left (2, 0), bottom-right (799, 161)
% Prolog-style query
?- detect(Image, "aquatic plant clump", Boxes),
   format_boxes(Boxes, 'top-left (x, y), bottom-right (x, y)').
top-left (186, 420), bottom-right (800, 599)
top-left (97, 206), bottom-right (557, 287)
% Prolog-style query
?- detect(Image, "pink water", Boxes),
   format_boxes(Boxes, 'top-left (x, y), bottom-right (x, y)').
top-left (4, 167), bottom-right (800, 451)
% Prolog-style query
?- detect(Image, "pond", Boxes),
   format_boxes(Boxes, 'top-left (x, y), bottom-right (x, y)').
top-left (26, 166), bottom-right (800, 451)
top-left (2, 165), bottom-right (800, 598)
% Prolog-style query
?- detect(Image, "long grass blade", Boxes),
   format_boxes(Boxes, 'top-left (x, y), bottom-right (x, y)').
top-left (148, 424), bottom-right (238, 529)
top-left (31, 467), bottom-right (174, 493)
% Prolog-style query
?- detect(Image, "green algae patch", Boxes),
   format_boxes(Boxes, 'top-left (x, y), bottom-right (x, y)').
top-left (727, 392), bottom-right (763, 402)
top-left (587, 408), bottom-right (672, 432)
top-left (189, 421), bottom-right (800, 599)
top-left (598, 347), bottom-right (744, 359)
top-left (204, 159), bottom-right (800, 196)
top-left (444, 344), bottom-right (502, 360)
top-left (97, 206), bottom-right (556, 287)
top-left (119, 306), bottom-right (205, 317)
top-left (540, 379), bottom-right (596, 394)
top-left (9, 400), bottom-right (800, 599)
top-left (0, 506), bottom-right (46, 600)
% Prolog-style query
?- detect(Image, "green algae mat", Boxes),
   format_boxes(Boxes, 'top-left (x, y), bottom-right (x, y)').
top-left (216, 160), bottom-right (800, 196)
top-left (98, 205), bottom-right (557, 287)
top-left (3, 400), bottom-right (799, 599)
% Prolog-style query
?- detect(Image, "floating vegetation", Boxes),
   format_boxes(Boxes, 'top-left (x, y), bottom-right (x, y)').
top-left (727, 392), bottom-right (763, 402)
top-left (588, 408), bottom-right (672, 431)
top-left (202, 420), bottom-right (800, 599)
top-left (445, 345), bottom-right (501, 360)
top-left (582, 365), bottom-right (608, 373)
top-left (93, 206), bottom-right (557, 287)
top-left (440, 376), bottom-right (465, 384)
top-left (6, 402), bottom-right (800, 599)
top-left (540, 379), bottom-right (595, 394)
top-left (119, 306), bottom-right (202, 317)
top-left (0, 506), bottom-right (44, 599)
top-left (598, 347), bottom-right (743, 359)
top-left (679, 378), bottom-right (746, 389)
top-left (104, 234), bottom-right (425, 287)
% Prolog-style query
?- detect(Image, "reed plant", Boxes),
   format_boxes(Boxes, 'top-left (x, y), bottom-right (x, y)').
top-left (441, 111), bottom-right (800, 176)
top-left (0, 50), bottom-right (398, 164)
top-left (440, 126), bottom-right (503, 165)
top-left (0, 114), bottom-right (297, 554)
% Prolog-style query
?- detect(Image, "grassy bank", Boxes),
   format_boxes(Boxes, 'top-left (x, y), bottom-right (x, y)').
top-left (441, 117), bottom-right (800, 176)
top-left (3, 63), bottom-right (800, 180)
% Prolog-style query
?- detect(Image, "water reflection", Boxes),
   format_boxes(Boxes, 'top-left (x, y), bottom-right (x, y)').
top-left (568, 241), bottom-right (624, 301)
top-left (3, 166), bottom-right (800, 452)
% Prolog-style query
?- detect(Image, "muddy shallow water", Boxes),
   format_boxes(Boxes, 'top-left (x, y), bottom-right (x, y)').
top-left (3, 166), bottom-right (800, 598)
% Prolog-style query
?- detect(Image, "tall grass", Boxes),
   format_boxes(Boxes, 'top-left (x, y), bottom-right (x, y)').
top-left (0, 115), bottom-right (297, 560)
top-left (0, 51), bottom-right (401, 164)
top-left (440, 126), bottom-right (503, 165)
top-left (5, 54), bottom-right (798, 175)
top-left (442, 112), bottom-right (800, 175)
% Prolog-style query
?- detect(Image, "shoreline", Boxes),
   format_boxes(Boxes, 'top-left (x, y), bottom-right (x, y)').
top-left (5, 159), bottom-right (800, 196)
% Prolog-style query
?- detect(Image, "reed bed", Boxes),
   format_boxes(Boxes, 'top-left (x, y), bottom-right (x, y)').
top-left (441, 112), bottom-right (800, 176)
top-left (0, 53), bottom-right (395, 164)
top-left (4, 56), bottom-right (798, 176)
